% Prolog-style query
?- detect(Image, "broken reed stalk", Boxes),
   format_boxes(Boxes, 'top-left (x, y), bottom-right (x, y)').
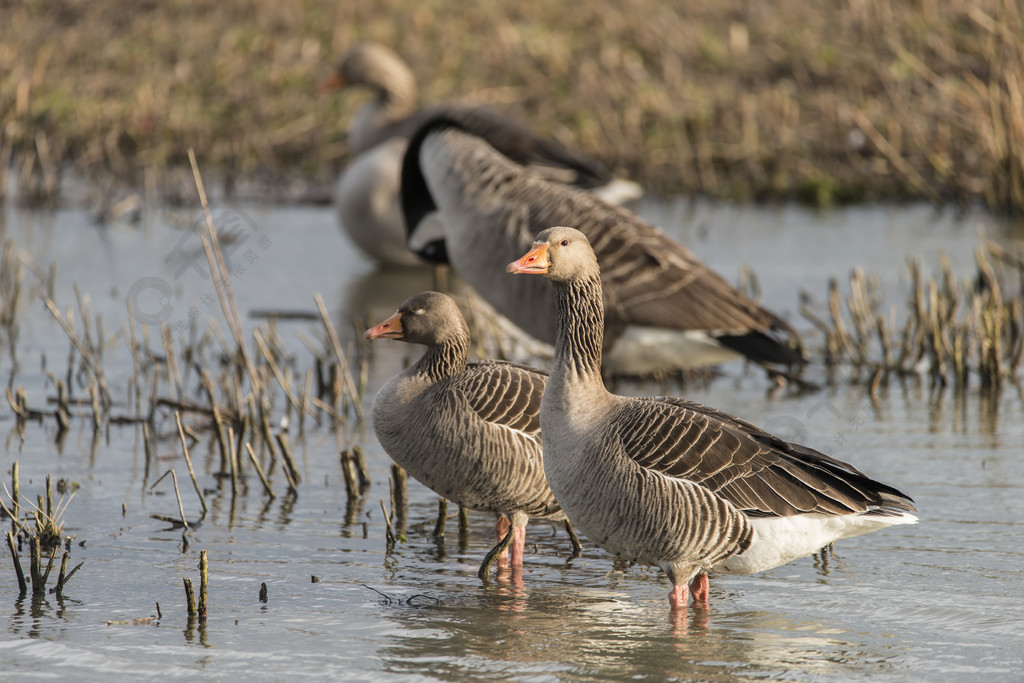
top-left (253, 328), bottom-right (316, 421)
top-left (175, 412), bottom-right (207, 513)
top-left (201, 370), bottom-right (230, 473)
top-left (458, 506), bottom-right (470, 538)
top-left (125, 297), bottom-right (142, 414)
top-left (45, 474), bottom-right (53, 519)
top-left (390, 464), bottom-right (408, 536)
top-left (351, 446), bottom-right (371, 492)
top-left (260, 413), bottom-right (279, 462)
top-left (5, 531), bottom-right (26, 593)
top-left (227, 426), bottom-right (238, 497)
top-left (340, 449), bottom-right (359, 500)
top-left (11, 461), bottom-right (20, 523)
top-left (42, 297), bottom-right (111, 408)
top-left (150, 469), bottom-right (189, 529)
top-left (170, 470), bottom-right (188, 529)
top-left (57, 554), bottom-right (82, 592)
top-left (142, 420), bottom-right (154, 470)
top-left (188, 149), bottom-right (262, 400)
top-left (162, 323), bottom-right (183, 401)
top-left (245, 443), bottom-right (275, 499)
top-left (29, 536), bottom-right (56, 596)
top-left (184, 577), bottom-right (197, 616)
top-left (314, 293), bottom-right (362, 418)
top-left (432, 498), bottom-right (448, 538)
top-left (274, 432), bottom-right (301, 491)
top-left (198, 549), bottom-right (208, 621)
top-left (55, 551), bottom-right (69, 596)
top-left (379, 499), bottom-right (396, 549)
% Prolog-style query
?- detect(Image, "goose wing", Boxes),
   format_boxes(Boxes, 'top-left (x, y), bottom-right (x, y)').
top-left (455, 360), bottom-right (547, 437)
top-left (616, 396), bottom-right (916, 517)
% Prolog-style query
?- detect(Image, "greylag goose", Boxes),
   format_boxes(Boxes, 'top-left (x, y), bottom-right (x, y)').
top-left (322, 42), bottom-right (642, 266)
top-left (506, 227), bottom-right (917, 610)
top-left (401, 118), bottom-right (805, 375)
top-left (365, 291), bottom-right (572, 575)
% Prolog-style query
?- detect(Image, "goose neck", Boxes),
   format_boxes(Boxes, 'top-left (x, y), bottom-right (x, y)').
top-left (552, 275), bottom-right (605, 383)
top-left (415, 336), bottom-right (469, 382)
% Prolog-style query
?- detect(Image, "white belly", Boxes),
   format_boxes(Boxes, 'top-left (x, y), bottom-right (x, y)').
top-left (715, 511), bottom-right (918, 575)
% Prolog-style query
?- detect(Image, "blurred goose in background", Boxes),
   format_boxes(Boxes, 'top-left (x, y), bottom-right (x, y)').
top-left (320, 42), bottom-right (642, 266)
top-left (401, 117), bottom-right (805, 376)
top-left (507, 227), bottom-right (917, 610)
top-left (365, 291), bottom-right (577, 576)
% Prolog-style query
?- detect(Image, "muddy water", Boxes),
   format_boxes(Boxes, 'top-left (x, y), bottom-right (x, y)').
top-left (1, 198), bottom-right (1023, 680)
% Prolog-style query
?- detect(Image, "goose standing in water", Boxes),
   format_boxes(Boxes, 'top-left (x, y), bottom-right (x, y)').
top-left (507, 227), bottom-right (916, 610)
top-left (321, 43), bottom-right (641, 266)
top-left (402, 117), bottom-right (805, 375)
top-left (365, 291), bottom-right (576, 576)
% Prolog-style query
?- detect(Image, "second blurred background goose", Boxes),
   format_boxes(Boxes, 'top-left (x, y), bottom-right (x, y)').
top-left (320, 42), bottom-right (642, 267)
top-left (401, 117), bottom-right (805, 376)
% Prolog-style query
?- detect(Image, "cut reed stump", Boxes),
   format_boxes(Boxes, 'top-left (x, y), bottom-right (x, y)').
top-left (389, 464), bottom-right (408, 537)
top-left (432, 498), bottom-right (448, 538)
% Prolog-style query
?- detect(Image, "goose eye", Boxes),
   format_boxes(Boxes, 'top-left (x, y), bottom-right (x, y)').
top-left (560, 239), bottom-right (569, 246)
top-left (414, 309), bottom-right (426, 315)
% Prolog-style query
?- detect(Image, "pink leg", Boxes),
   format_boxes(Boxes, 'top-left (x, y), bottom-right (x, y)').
top-left (508, 526), bottom-right (527, 567)
top-left (688, 572), bottom-right (710, 606)
top-left (494, 517), bottom-right (511, 568)
top-left (668, 584), bottom-right (689, 610)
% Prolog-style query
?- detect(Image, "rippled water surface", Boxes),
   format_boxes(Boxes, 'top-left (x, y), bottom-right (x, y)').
top-left (2, 197), bottom-right (1023, 680)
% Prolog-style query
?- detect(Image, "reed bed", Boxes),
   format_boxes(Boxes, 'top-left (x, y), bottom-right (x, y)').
top-left (1, 0), bottom-right (1022, 210)
top-left (2, 156), bottom-right (375, 550)
top-left (804, 238), bottom-right (1024, 394)
top-left (2, 466), bottom-right (83, 598)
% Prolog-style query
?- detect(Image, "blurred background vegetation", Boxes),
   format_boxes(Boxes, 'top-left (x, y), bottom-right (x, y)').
top-left (1, 0), bottom-right (1022, 210)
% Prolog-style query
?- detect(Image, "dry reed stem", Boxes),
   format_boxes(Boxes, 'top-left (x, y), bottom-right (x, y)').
top-left (245, 443), bottom-right (275, 499)
top-left (274, 432), bottom-right (301, 492)
top-left (183, 577), bottom-right (196, 616)
top-left (314, 294), bottom-right (362, 419)
top-left (150, 469), bottom-right (189, 529)
top-left (253, 328), bottom-right (317, 420)
top-left (379, 499), bottom-right (396, 550)
top-left (5, 531), bottom-right (26, 593)
top-left (432, 498), bottom-right (448, 538)
top-left (351, 446), bottom-right (371, 492)
top-left (187, 149), bottom-right (262, 399)
top-left (390, 464), bottom-right (408, 536)
top-left (227, 426), bottom-right (238, 498)
top-left (175, 412), bottom-right (207, 513)
top-left (42, 297), bottom-right (111, 407)
top-left (340, 449), bottom-right (359, 500)
top-left (198, 550), bottom-right (208, 621)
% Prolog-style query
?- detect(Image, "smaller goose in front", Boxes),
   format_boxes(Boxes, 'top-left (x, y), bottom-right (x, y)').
top-left (507, 227), bottom-right (917, 610)
top-left (365, 291), bottom-right (575, 576)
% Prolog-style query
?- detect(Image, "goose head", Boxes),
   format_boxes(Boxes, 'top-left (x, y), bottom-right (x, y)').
top-left (364, 291), bottom-right (465, 345)
top-left (506, 226), bottom-right (599, 283)
top-left (319, 42), bottom-right (416, 99)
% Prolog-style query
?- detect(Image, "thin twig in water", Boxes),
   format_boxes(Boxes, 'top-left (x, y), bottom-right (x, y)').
top-left (245, 443), bottom-right (275, 499)
top-left (175, 412), bottom-right (207, 513)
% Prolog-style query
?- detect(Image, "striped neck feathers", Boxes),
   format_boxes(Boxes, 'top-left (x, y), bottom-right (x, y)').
top-left (414, 333), bottom-right (469, 382)
top-left (552, 273), bottom-right (605, 380)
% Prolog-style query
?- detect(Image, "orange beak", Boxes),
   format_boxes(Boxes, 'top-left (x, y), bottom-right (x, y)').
top-left (364, 311), bottom-right (403, 339)
top-left (317, 72), bottom-right (345, 95)
top-left (506, 243), bottom-right (550, 275)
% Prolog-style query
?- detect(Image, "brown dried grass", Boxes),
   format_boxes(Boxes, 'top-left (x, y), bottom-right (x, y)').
top-left (0, 0), bottom-right (1022, 209)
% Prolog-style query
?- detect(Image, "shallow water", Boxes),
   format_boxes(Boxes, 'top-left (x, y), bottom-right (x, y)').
top-left (2, 197), bottom-right (1023, 681)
